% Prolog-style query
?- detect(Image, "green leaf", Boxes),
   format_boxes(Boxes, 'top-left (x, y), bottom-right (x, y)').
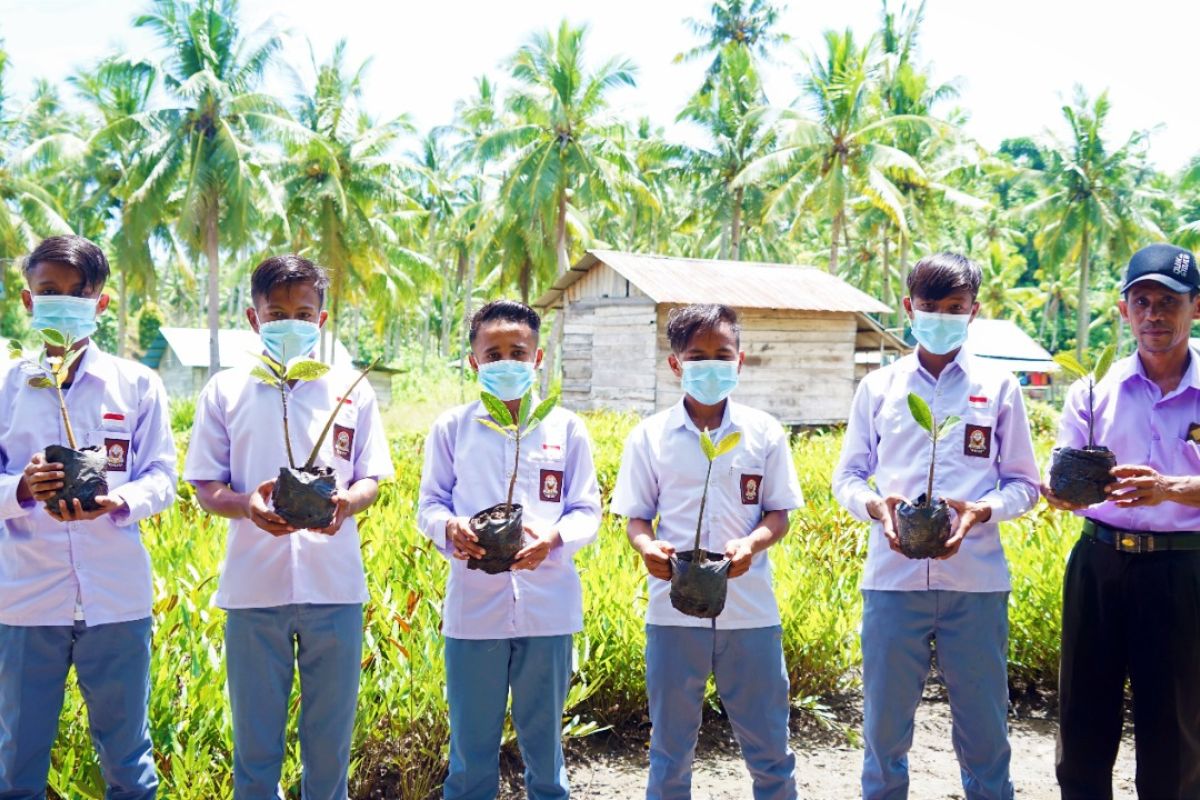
top-left (479, 391), bottom-right (514, 428)
top-left (1093, 343), bottom-right (1116, 383)
top-left (250, 366), bottom-right (279, 386)
top-left (6, 340), bottom-right (21, 360)
top-left (699, 429), bottom-right (717, 461)
top-left (60, 347), bottom-right (83, 372)
top-left (475, 418), bottom-right (513, 437)
top-left (27, 376), bottom-right (53, 389)
top-left (255, 352), bottom-right (285, 377)
top-left (936, 415), bottom-right (962, 440)
top-left (1052, 352), bottom-right (1088, 381)
top-left (40, 328), bottom-right (65, 348)
top-left (906, 393), bottom-right (933, 433)
top-left (714, 431), bottom-right (742, 457)
top-left (517, 392), bottom-right (532, 427)
top-left (285, 359), bottom-right (330, 382)
top-left (530, 395), bottom-right (558, 425)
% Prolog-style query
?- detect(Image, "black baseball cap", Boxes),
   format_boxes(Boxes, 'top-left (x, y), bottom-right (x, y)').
top-left (1121, 243), bottom-right (1200, 294)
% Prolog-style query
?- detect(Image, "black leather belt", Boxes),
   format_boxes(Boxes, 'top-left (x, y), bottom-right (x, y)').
top-left (1082, 519), bottom-right (1200, 553)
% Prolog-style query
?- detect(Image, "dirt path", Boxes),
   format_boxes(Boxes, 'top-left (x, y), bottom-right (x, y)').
top-left (508, 693), bottom-right (1138, 800)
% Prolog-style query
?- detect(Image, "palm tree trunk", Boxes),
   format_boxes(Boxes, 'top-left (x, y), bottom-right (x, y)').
top-left (117, 269), bottom-right (128, 357)
top-left (204, 196), bottom-right (221, 378)
top-left (898, 234), bottom-right (910, 325)
top-left (542, 190), bottom-right (570, 396)
top-left (1075, 222), bottom-right (1091, 360)
top-left (730, 187), bottom-right (744, 261)
top-left (440, 256), bottom-right (452, 358)
top-left (460, 252), bottom-right (476, 399)
top-left (829, 212), bottom-right (842, 274)
top-left (882, 231), bottom-right (892, 314)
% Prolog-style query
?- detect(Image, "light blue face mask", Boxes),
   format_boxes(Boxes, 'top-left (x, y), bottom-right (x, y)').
top-left (681, 359), bottom-right (740, 406)
top-left (478, 360), bottom-right (536, 402)
top-left (259, 319), bottom-right (321, 364)
top-left (910, 310), bottom-right (971, 355)
top-left (31, 295), bottom-right (100, 341)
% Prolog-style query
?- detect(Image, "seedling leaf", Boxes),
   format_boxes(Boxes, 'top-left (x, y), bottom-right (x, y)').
top-left (480, 392), bottom-right (515, 428)
top-left (936, 415), bottom-right (962, 439)
top-left (1053, 352), bottom-right (1088, 381)
top-left (27, 376), bottom-right (53, 389)
top-left (250, 366), bottom-right (278, 385)
top-left (714, 431), bottom-right (742, 457)
top-left (1093, 343), bottom-right (1116, 383)
top-left (530, 395), bottom-right (558, 425)
top-left (907, 393), bottom-right (933, 433)
top-left (255, 352), bottom-right (285, 376)
top-left (285, 359), bottom-right (330, 382)
top-left (60, 348), bottom-right (83, 372)
top-left (699, 429), bottom-right (717, 461)
top-left (7, 340), bottom-right (22, 360)
top-left (517, 393), bottom-right (532, 427)
top-left (475, 418), bottom-right (512, 437)
top-left (40, 329), bottom-right (65, 348)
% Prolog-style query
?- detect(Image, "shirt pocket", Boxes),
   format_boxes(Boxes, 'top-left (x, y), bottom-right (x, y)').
top-left (960, 412), bottom-right (998, 460)
top-left (330, 422), bottom-right (357, 486)
top-left (87, 417), bottom-right (133, 489)
top-left (728, 456), bottom-right (766, 517)
top-left (1174, 437), bottom-right (1200, 473)
top-left (527, 452), bottom-right (567, 508)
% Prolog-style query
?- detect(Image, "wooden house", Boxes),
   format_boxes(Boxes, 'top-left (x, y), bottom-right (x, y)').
top-left (534, 250), bottom-right (908, 425)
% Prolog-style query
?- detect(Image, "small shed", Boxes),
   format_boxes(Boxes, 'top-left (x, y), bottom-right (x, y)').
top-left (534, 250), bottom-right (908, 425)
top-left (966, 319), bottom-right (1059, 401)
top-left (142, 327), bottom-right (356, 400)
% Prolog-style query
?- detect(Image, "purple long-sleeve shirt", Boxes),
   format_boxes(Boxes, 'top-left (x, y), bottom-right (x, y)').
top-left (1056, 350), bottom-right (1200, 532)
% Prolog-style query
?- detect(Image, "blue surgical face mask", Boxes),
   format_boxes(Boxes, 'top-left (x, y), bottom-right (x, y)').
top-left (31, 295), bottom-right (100, 341)
top-left (478, 359), bottom-right (536, 402)
top-left (910, 310), bottom-right (970, 355)
top-left (259, 319), bottom-right (321, 364)
top-left (681, 359), bottom-right (740, 406)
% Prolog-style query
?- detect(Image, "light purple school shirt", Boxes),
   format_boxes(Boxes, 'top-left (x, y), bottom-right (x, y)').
top-left (1056, 349), bottom-right (1200, 532)
top-left (833, 350), bottom-right (1040, 592)
top-left (610, 399), bottom-right (805, 630)
top-left (183, 364), bottom-right (394, 609)
top-left (0, 344), bottom-right (177, 626)
top-left (416, 401), bottom-right (601, 640)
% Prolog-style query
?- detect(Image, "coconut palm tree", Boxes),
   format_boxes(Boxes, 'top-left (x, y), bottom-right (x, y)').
top-left (675, 0), bottom-right (789, 91)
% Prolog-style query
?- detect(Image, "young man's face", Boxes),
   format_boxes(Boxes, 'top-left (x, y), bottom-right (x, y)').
top-left (1119, 281), bottom-right (1200, 355)
top-left (668, 321), bottom-right (745, 377)
top-left (903, 288), bottom-right (979, 319)
top-left (21, 260), bottom-right (110, 312)
top-left (246, 282), bottom-right (327, 332)
top-left (469, 320), bottom-right (543, 371)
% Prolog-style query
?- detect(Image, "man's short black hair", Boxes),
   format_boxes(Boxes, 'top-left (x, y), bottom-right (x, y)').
top-left (250, 255), bottom-right (329, 306)
top-left (666, 304), bottom-right (741, 353)
top-left (469, 300), bottom-right (541, 343)
top-left (23, 235), bottom-right (110, 290)
top-left (907, 252), bottom-right (982, 301)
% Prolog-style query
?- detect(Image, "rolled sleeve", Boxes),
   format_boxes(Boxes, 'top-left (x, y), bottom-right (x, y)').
top-left (833, 379), bottom-right (883, 523)
top-left (556, 418), bottom-right (601, 558)
top-left (979, 379), bottom-right (1039, 522)
top-left (108, 374), bottom-right (177, 526)
top-left (610, 426), bottom-right (659, 521)
top-left (352, 382), bottom-right (395, 483)
top-left (0, 473), bottom-right (29, 520)
top-left (416, 415), bottom-right (457, 553)
top-left (761, 424), bottom-right (804, 511)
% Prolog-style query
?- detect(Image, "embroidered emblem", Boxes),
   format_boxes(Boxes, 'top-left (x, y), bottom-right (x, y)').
top-left (540, 469), bottom-right (563, 502)
top-left (1188, 423), bottom-right (1200, 443)
top-left (105, 438), bottom-right (129, 472)
top-left (964, 424), bottom-right (992, 458)
top-left (333, 424), bottom-right (354, 461)
top-left (740, 474), bottom-right (763, 504)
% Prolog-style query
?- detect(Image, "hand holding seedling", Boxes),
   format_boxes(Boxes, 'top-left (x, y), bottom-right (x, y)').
top-left (313, 491), bottom-right (353, 535)
top-left (247, 478), bottom-right (296, 536)
top-left (1106, 464), bottom-right (1176, 507)
top-left (866, 494), bottom-right (907, 553)
top-left (447, 517), bottom-right (485, 560)
top-left (938, 498), bottom-right (992, 559)
top-left (46, 495), bottom-right (125, 523)
top-left (724, 537), bottom-right (755, 577)
top-left (1040, 483), bottom-right (1088, 512)
top-left (20, 453), bottom-right (65, 503)
top-left (512, 525), bottom-right (560, 570)
top-left (636, 536), bottom-right (676, 580)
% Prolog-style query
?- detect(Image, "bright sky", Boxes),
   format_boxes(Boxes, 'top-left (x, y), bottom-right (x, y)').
top-left (0, 0), bottom-right (1196, 172)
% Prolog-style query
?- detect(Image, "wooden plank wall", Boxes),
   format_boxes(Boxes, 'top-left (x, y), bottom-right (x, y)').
top-left (653, 306), bottom-right (858, 424)
top-left (562, 298), bottom-right (658, 416)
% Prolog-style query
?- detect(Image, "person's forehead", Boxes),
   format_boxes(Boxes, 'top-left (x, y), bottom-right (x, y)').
top-left (1126, 281), bottom-right (1188, 301)
top-left (262, 282), bottom-right (321, 307)
top-left (28, 261), bottom-right (85, 286)
top-left (684, 323), bottom-right (738, 349)
top-left (476, 320), bottom-right (536, 344)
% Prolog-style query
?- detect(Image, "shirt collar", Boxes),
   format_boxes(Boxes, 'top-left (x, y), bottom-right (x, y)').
top-left (63, 342), bottom-right (113, 385)
top-left (668, 396), bottom-right (740, 436)
top-left (902, 347), bottom-right (970, 381)
top-left (1117, 348), bottom-right (1200, 395)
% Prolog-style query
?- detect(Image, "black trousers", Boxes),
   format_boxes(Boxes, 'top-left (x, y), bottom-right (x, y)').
top-left (1056, 534), bottom-right (1200, 800)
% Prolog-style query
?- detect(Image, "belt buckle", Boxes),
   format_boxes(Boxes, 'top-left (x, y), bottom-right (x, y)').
top-left (1116, 532), bottom-right (1152, 554)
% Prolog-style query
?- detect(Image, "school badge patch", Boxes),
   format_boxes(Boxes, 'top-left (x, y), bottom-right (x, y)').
top-left (333, 425), bottom-right (354, 461)
top-left (540, 469), bottom-right (564, 502)
top-left (740, 474), bottom-right (763, 505)
top-left (105, 438), bottom-right (129, 472)
top-left (964, 424), bottom-right (992, 458)
top-left (1188, 423), bottom-right (1200, 443)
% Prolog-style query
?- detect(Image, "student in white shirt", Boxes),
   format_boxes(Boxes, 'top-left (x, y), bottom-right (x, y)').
top-left (417, 299), bottom-right (602, 800)
top-left (0, 235), bottom-right (176, 799)
top-left (184, 255), bottom-right (394, 799)
top-left (611, 304), bottom-right (804, 800)
top-left (833, 253), bottom-right (1040, 800)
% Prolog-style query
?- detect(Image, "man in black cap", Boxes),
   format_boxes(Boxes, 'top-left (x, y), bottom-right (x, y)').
top-left (1044, 242), bottom-right (1200, 798)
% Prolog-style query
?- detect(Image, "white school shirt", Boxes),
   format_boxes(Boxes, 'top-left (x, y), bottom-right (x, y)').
top-left (0, 344), bottom-right (177, 626)
top-left (416, 401), bottom-right (602, 640)
top-left (183, 364), bottom-right (394, 609)
top-left (832, 349), bottom-right (1040, 593)
top-left (610, 399), bottom-right (805, 630)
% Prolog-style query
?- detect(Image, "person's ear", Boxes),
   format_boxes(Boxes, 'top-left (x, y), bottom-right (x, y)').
top-left (96, 294), bottom-right (110, 314)
top-left (902, 297), bottom-right (914, 320)
top-left (1192, 293), bottom-right (1200, 321)
top-left (246, 308), bottom-right (260, 333)
top-left (468, 352), bottom-right (479, 373)
top-left (1118, 298), bottom-right (1130, 324)
top-left (534, 347), bottom-right (544, 370)
top-left (737, 351), bottom-right (746, 372)
top-left (668, 352), bottom-right (682, 379)
top-left (968, 301), bottom-right (980, 323)
top-left (318, 310), bottom-right (329, 328)
top-left (21, 289), bottom-right (32, 313)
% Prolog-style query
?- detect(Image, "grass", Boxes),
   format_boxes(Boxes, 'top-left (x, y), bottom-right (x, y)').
top-left (42, 410), bottom-right (1075, 799)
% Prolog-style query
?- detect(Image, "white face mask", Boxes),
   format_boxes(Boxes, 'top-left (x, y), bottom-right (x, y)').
top-left (910, 310), bottom-right (970, 355)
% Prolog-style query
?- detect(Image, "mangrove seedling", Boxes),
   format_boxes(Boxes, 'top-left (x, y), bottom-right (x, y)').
top-left (1048, 343), bottom-right (1117, 506)
top-left (12, 329), bottom-right (109, 512)
top-left (251, 354), bottom-right (377, 530)
top-left (669, 428), bottom-right (741, 619)
top-left (895, 393), bottom-right (961, 559)
top-left (469, 388), bottom-right (558, 574)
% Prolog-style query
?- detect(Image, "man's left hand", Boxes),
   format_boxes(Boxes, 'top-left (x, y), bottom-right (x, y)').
top-left (939, 499), bottom-right (992, 560)
top-left (47, 496), bottom-right (125, 523)
top-left (1107, 465), bottom-right (1175, 507)
top-left (724, 537), bottom-right (755, 578)
top-left (513, 526), bottom-right (560, 570)
top-left (314, 491), bottom-right (353, 535)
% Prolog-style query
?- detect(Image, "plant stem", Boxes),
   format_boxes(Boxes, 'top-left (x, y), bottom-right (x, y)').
top-left (507, 430), bottom-right (520, 509)
top-left (281, 382), bottom-right (297, 470)
top-left (926, 418), bottom-right (937, 505)
top-left (55, 384), bottom-right (77, 450)
top-left (694, 460), bottom-right (713, 555)
top-left (304, 363), bottom-right (376, 470)
top-left (1086, 379), bottom-right (1095, 448)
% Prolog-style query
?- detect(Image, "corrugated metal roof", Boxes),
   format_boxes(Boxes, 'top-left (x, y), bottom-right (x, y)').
top-left (535, 249), bottom-right (891, 314)
top-left (150, 327), bottom-right (353, 369)
top-left (966, 319), bottom-right (1056, 366)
